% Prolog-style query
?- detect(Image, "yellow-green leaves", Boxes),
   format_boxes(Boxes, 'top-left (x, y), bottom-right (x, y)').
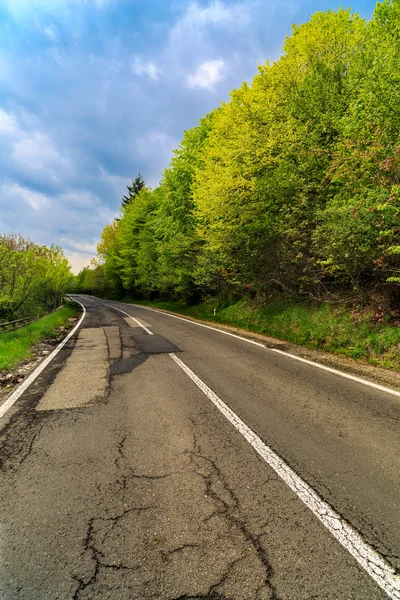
top-left (95, 3), bottom-right (400, 305)
top-left (0, 235), bottom-right (74, 319)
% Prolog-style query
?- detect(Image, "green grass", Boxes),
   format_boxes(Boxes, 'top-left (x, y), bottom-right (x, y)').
top-left (131, 297), bottom-right (400, 370)
top-left (0, 303), bottom-right (79, 372)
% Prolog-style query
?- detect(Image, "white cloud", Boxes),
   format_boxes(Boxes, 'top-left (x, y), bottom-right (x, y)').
top-left (7, 0), bottom-right (112, 19)
top-left (66, 251), bottom-right (93, 274)
top-left (186, 59), bottom-right (225, 90)
top-left (137, 130), bottom-right (177, 158)
top-left (0, 108), bottom-right (19, 136)
top-left (136, 131), bottom-right (178, 186)
top-left (3, 183), bottom-right (49, 211)
top-left (168, 1), bottom-right (251, 61)
top-left (182, 1), bottom-right (247, 28)
top-left (12, 131), bottom-right (71, 184)
top-left (43, 24), bottom-right (58, 42)
top-left (98, 167), bottom-right (127, 189)
top-left (6, 0), bottom-right (69, 22)
top-left (159, 1), bottom-right (256, 91)
top-left (132, 57), bottom-right (160, 81)
top-left (91, 0), bottom-right (111, 7)
top-left (59, 190), bottom-right (101, 208)
top-left (0, 107), bottom-right (72, 186)
top-left (0, 0), bottom-right (304, 264)
top-left (13, 132), bottom-right (65, 167)
top-left (61, 238), bottom-right (98, 254)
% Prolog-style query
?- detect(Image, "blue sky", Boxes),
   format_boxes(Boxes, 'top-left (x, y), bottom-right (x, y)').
top-left (0, 0), bottom-right (377, 272)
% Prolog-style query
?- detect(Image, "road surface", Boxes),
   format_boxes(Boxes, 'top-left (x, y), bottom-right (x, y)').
top-left (0, 294), bottom-right (399, 599)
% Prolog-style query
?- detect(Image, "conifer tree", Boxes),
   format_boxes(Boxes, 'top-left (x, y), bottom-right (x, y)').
top-left (121, 174), bottom-right (145, 209)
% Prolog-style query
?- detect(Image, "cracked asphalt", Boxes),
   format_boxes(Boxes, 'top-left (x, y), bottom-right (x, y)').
top-left (0, 294), bottom-right (398, 599)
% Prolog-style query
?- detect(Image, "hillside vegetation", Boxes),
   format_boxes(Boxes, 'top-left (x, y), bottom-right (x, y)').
top-left (78, 1), bottom-right (400, 363)
top-left (133, 298), bottom-right (400, 370)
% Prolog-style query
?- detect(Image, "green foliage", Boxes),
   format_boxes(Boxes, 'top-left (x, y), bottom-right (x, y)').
top-left (0, 303), bottom-right (78, 372)
top-left (0, 234), bottom-right (74, 320)
top-left (96, 1), bottom-right (400, 312)
top-left (135, 298), bottom-right (400, 370)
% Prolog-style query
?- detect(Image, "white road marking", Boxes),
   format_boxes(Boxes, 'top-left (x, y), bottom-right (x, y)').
top-left (116, 301), bottom-right (400, 399)
top-left (105, 304), bottom-right (153, 335)
top-left (123, 316), bottom-right (152, 329)
top-left (270, 348), bottom-right (400, 397)
top-left (169, 351), bottom-right (400, 600)
top-left (3, 294), bottom-right (396, 595)
top-left (0, 298), bottom-right (86, 421)
top-left (106, 301), bottom-right (265, 347)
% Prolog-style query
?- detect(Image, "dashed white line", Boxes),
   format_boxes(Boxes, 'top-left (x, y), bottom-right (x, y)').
top-left (118, 301), bottom-right (265, 347)
top-left (116, 301), bottom-right (400, 399)
top-left (169, 351), bottom-right (400, 600)
top-left (105, 303), bottom-right (153, 335)
top-left (5, 295), bottom-right (397, 596)
top-left (0, 297), bottom-right (86, 421)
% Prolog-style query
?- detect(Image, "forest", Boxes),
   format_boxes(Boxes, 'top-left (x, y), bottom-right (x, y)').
top-left (0, 234), bottom-right (73, 321)
top-left (82, 1), bottom-right (399, 317)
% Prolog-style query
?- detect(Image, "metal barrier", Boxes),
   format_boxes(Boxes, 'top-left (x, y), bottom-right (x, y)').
top-left (0, 317), bottom-right (30, 333)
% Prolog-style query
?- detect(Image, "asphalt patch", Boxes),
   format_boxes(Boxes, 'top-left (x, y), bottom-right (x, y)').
top-left (111, 354), bottom-right (148, 376)
top-left (111, 332), bottom-right (181, 376)
top-left (123, 331), bottom-right (181, 355)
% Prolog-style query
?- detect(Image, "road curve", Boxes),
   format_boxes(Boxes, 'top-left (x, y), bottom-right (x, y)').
top-left (0, 294), bottom-right (398, 600)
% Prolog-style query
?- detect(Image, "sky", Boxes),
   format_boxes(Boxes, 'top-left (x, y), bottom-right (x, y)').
top-left (0, 0), bottom-right (377, 273)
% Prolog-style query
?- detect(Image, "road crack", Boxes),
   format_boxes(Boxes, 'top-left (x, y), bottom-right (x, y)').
top-left (114, 435), bottom-right (171, 490)
top-left (73, 506), bottom-right (149, 599)
top-left (186, 443), bottom-right (282, 600)
top-left (72, 434), bottom-right (170, 599)
top-left (161, 543), bottom-right (201, 563)
top-left (0, 412), bottom-right (44, 472)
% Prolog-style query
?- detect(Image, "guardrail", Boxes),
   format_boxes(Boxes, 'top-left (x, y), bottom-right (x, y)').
top-left (0, 317), bottom-right (30, 333)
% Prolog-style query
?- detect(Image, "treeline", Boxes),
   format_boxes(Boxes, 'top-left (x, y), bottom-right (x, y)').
top-left (93, 2), bottom-right (400, 309)
top-left (0, 234), bottom-right (73, 321)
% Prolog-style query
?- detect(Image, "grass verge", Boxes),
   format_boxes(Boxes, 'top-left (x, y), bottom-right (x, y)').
top-left (131, 298), bottom-right (400, 371)
top-left (0, 303), bottom-right (79, 372)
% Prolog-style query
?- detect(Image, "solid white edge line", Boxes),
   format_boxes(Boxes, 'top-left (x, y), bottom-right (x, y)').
top-left (168, 351), bottom-right (400, 600)
top-left (270, 348), bottom-right (400, 398)
top-left (104, 303), bottom-right (153, 335)
top-left (111, 301), bottom-right (400, 400)
top-left (0, 297), bottom-right (87, 421)
top-left (106, 301), bottom-right (265, 348)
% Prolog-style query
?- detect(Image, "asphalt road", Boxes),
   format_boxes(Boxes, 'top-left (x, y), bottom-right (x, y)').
top-left (0, 294), bottom-right (399, 600)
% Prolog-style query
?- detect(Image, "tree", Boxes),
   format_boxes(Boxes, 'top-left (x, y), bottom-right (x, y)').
top-left (315, 0), bottom-right (400, 295)
top-left (117, 188), bottom-right (160, 295)
top-left (43, 246), bottom-right (74, 310)
top-left (121, 174), bottom-right (146, 210)
top-left (96, 221), bottom-right (124, 295)
top-left (0, 234), bottom-right (73, 319)
top-left (95, 3), bottom-right (400, 308)
top-left (81, 265), bottom-right (105, 295)
top-left (151, 111), bottom-right (218, 300)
